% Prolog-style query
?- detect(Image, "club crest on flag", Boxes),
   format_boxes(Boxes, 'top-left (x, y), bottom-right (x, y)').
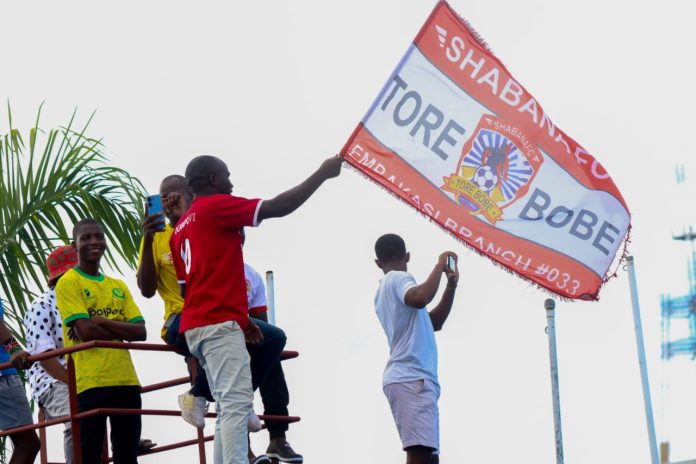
top-left (442, 115), bottom-right (543, 223)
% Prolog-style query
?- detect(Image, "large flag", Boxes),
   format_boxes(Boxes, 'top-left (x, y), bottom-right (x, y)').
top-left (341, 0), bottom-right (630, 300)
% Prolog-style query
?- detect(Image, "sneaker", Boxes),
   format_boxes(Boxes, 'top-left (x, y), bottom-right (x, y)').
top-left (250, 455), bottom-right (272, 464)
top-left (248, 412), bottom-right (262, 433)
top-left (178, 391), bottom-right (208, 429)
top-left (266, 438), bottom-right (303, 463)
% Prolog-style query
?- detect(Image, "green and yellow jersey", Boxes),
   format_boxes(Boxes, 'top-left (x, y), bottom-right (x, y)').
top-left (56, 267), bottom-right (144, 394)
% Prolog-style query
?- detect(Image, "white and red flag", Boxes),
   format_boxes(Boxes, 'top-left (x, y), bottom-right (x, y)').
top-left (341, 0), bottom-right (630, 300)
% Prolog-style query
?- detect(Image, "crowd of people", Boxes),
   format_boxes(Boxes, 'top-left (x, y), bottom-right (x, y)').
top-left (0, 153), bottom-right (459, 464)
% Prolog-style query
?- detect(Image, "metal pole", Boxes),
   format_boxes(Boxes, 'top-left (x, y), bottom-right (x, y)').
top-left (626, 256), bottom-right (660, 464)
top-left (266, 271), bottom-right (276, 326)
top-left (67, 356), bottom-right (82, 464)
top-left (545, 298), bottom-right (564, 464)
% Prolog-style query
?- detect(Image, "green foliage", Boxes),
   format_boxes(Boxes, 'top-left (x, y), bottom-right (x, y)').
top-left (0, 103), bottom-right (146, 342)
top-left (0, 103), bottom-right (146, 461)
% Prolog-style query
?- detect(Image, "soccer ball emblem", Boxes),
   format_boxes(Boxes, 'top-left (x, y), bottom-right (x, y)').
top-left (473, 166), bottom-right (498, 192)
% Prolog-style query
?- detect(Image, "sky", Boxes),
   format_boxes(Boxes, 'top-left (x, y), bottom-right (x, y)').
top-left (2, 0), bottom-right (696, 462)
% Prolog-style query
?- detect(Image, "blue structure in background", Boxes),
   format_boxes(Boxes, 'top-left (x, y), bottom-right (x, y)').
top-left (661, 228), bottom-right (696, 360)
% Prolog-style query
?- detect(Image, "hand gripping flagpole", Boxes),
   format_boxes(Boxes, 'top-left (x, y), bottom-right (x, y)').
top-left (626, 256), bottom-right (660, 464)
top-left (544, 298), bottom-right (564, 464)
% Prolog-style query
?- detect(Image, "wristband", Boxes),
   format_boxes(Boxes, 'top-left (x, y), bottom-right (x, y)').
top-left (446, 284), bottom-right (457, 290)
top-left (2, 336), bottom-right (21, 354)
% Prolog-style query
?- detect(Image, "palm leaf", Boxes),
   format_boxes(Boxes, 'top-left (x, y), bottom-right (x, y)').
top-left (0, 103), bottom-right (146, 344)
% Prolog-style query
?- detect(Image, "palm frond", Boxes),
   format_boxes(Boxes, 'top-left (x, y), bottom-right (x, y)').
top-left (0, 104), bottom-right (146, 345)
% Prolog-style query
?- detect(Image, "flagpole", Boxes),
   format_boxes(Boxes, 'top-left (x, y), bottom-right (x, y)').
top-left (626, 256), bottom-right (660, 464)
top-left (266, 270), bottom-right (276, 326)
top-left (544, 298), bottom-right (564, 464)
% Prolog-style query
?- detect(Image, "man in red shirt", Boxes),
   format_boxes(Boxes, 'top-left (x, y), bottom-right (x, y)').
top-left (171, 155), bottom-right (342, 464)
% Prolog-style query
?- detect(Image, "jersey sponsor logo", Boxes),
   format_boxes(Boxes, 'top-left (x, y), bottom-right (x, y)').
top-left (88, 307), bottom-right (125, 318)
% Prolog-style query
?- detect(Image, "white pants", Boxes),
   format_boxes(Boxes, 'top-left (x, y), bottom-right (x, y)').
top-left (186, 321), bottom-right (253, 464)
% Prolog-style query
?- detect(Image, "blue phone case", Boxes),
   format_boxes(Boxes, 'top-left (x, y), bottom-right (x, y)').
top-left (146, 195), bottom-right (166, 230)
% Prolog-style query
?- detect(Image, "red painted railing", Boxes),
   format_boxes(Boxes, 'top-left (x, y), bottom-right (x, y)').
top-left (0, 342), bottom-right (300, 463)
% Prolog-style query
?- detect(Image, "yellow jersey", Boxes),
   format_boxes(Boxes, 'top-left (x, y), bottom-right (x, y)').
top-left (56, 268), bottom-right (144, 394)
top-left (137, 224), bottom-right (184, 338)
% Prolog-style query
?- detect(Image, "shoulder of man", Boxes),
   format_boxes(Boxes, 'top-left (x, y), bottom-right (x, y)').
top-left (244, 262), bottom-right (262, 280)
top-left (25, 289), bottom-right (53, 318)
top-left (55, 268), bottom-right (80, 291)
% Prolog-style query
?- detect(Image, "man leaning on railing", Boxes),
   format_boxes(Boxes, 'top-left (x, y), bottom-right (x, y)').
top-left (55, 219), bottom-right (147, 464)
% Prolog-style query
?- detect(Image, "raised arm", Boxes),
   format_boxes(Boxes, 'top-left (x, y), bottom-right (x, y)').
top-left (136, 211), bottom-right (166, 298)
top-left (404, 252), bottom-right (454, 309)
top-left (257, 156), bottom-right (343, 222)
top-left (429, 258), bottom-right (459, 331)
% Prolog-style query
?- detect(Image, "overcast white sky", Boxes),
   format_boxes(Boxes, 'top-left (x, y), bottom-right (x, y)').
top-left (2, 0), bottom-right (696, 462)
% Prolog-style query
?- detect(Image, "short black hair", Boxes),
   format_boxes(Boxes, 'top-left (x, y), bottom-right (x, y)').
top-left (185, 155), bottom-right (225, 194)
top-left (72, 218), bottom-right (103, 241)
top-left (162, 174), bottom-right (186, 185)
top-left (375, 234), bottom-right (406, 262)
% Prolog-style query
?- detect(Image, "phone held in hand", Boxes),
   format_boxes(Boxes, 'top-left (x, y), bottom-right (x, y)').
top-left (146, 194), bottom-right (166, 231)
top-left (446, 255), bottom-right (456, 272)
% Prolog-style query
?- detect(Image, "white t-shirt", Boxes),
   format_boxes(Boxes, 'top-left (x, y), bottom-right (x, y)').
top-left (244, 263), bottom-right (267, 312)
top-left (375, 270), bottom-right (439, 388)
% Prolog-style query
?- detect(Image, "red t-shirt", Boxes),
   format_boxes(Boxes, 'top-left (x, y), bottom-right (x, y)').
top-left (170, 194), bottom-right (262, 332)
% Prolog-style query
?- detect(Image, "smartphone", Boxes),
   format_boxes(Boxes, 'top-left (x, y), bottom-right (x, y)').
top-left (146, 194), bottom-right (166, 230)
top-left (446, 255), bottom-right (456, 272)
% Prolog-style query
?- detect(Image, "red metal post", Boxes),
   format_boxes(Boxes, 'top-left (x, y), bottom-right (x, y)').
top-left (67, 356), bottom-right (82, 464)
top-left (38, 408), bottom-right (48, 464)
top-left (190, 360), bottom-right (207, 464)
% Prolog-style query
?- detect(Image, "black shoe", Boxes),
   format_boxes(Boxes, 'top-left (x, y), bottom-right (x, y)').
top-left (251, 455), bottom-right (272, 464)
top-left (266, 439), bottom-right (303, 463)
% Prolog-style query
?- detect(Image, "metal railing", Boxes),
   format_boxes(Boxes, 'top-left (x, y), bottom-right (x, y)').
top-left (0, 341), bottom-right (300, 463)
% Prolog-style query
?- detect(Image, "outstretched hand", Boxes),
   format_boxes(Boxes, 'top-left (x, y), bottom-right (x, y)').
top-left (317, 155), bottom-right (344, 180)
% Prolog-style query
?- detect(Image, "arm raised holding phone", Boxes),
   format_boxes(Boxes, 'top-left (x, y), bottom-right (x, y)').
top-left (403, 252), bottom-right (459, 330)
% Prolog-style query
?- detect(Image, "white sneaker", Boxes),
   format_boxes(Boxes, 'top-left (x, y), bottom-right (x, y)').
top-left (178, 392), bottom-right (208, 429)
top-left (248, 412), bottom-right (262, 433)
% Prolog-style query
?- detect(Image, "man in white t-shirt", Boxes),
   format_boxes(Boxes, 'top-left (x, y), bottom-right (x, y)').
top-left (373, 234), bottom-right (458, 464)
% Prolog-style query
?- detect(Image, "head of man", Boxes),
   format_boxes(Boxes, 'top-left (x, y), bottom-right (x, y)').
top-left (185, 155), bottom-right (233, 197)
top-left (374, 233), bottom-right (409, 273)
top-left (46, 245), bottom-right (78, 288)
top-left (160, 174), bottom-right (193, 225)
top-left (71, 219), bottom-right (106, 267)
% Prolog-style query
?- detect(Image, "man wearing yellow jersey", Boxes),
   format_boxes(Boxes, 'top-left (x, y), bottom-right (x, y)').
top-left (136, 176), bottom-right (214, 402)
top-left (56, 219), bottom-right (147, 464)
